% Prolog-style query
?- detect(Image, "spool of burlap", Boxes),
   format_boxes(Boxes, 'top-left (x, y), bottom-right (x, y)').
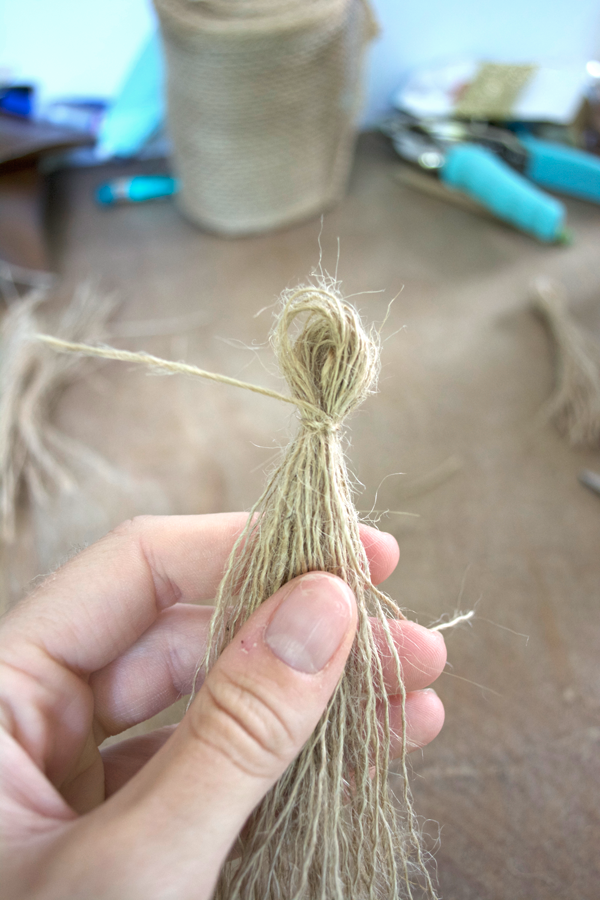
top-left (153, 0), bottom-right (377, 235)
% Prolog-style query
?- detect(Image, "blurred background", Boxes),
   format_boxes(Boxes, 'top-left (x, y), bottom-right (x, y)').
top-left (2, 0), bottom-right (600, 123)
top-left (1, 3), bottom-right (600, 899)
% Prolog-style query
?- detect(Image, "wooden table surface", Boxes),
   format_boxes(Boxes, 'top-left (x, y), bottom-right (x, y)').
top-left (6, 132), bottom-right (600, 898)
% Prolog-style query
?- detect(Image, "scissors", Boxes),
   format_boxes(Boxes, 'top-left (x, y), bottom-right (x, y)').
top-left (382, 112), bottom-right (600, 242)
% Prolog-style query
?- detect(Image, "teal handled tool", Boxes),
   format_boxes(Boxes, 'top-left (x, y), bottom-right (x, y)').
top-left (518, 135), bottom-right (600, 204)
top-left (382, 114), bottom-right (600, 242)
top-left (440, 142), bottom-right (564, 242)
top-left (579, 470), bottom-right (600, 498)
top-left (96, 175), bottom-right (179, 205)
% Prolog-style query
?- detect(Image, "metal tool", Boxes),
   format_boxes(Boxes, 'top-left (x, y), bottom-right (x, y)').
top-left (579, 469), bottom-right (600, 497)
top-left (382, 113), bottom-right (600, 242)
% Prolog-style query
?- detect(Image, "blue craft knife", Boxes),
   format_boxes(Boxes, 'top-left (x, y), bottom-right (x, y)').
top-left (96, 175), bottom-right (178, 205)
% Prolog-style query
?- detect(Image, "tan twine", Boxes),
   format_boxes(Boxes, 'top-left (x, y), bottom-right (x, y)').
top-left (532, 277), bottom-right (600, 448)
top-left (1, 283), bottom-right (236, 544)
top-left (153, 0), bottom-right (378, 235)
top-left (36, 282), bottom-right (438, 898)
top-left (0, 284), bottom-right (119, 542)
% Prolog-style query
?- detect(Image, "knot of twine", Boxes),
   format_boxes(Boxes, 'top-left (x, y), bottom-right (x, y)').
top-left (32, 283), bottom-right (381, 441)
top-left (299, 416), bottom-right (341, 434)
top-left (272, 285), bottom-right (381, 436)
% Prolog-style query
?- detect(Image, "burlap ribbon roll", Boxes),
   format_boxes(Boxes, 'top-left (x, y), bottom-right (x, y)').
top-left (153, 0), bottom-right (377, 235)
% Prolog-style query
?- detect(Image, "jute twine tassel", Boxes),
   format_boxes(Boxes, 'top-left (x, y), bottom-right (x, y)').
top-left (532, 277), bottom-right (600, 447)
top-left (204, 284), bottom-right (434, 900)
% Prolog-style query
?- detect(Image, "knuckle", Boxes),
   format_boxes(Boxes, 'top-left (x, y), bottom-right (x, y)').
top-left (192, 670), bottom-right (298, 781)
top-left (110, 515), bottom-right (156, 539)
top-left (111, 517), bottom-right (182, 607)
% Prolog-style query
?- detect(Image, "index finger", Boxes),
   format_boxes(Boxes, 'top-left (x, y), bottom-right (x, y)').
top-left (0, 514), bottom-right (398, 675)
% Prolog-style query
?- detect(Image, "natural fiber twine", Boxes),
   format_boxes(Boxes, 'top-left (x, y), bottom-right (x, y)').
top-left (532, 277), bottom-right (600, 448)
top-left (36, 281), bottom-right (437, 898)
top-left (153, 0), bottom-right (377, 235)
top-left (203, 283), bottom-right (434, 899)
top-left (0, 285), bottom-right (118, 542)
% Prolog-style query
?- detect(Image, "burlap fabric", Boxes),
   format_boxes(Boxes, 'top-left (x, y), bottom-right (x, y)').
top-left (153, 0), bottom-right (377, 235)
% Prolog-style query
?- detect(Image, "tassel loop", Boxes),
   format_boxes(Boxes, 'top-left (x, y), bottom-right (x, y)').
top-left (273, 285), bottom-right (380, 429)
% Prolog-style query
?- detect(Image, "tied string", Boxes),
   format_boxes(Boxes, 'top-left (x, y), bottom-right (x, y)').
top-left (33, 333), bottom-right (327, 424)
top-left (34, 286), bottom-right (377, 439)
top-left (300, 415), bottom-right (341, 435)
top-left (531, 277), bottom-right (600, 448)
top-left (273, 285), bottom-right (380, 432)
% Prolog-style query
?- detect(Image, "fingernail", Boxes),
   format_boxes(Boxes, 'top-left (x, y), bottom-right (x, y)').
top-left (265, 573), bottom-right (355, 674)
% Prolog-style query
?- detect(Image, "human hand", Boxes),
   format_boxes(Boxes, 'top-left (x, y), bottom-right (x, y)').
top-left (0, 514), bottom-right (446, 900)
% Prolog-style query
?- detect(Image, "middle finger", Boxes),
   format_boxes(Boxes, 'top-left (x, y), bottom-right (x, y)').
top-left (92, 609), bottom-right (446, 739)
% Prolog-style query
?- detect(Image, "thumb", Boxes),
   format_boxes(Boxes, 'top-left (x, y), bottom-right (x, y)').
top-left (93, 573), bottom-right (357, 898)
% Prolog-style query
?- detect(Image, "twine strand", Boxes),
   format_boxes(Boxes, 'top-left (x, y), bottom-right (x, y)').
top-left (34, 333), bottom-right (323, 419)
top-left (532, 277), bottom-right (600, 448)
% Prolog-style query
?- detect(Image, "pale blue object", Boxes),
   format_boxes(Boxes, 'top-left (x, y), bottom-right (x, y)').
top-left (441, 144), bottom-right (565, 243)
top-left (97, 32), bottom-right (164, 158)
top-left (96, 175), bottom-right (178, 204)
top-left (520, 136), bottom-right (600, 205)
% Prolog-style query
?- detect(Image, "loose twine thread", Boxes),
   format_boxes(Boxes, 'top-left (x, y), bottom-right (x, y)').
top-left (532, 276), bottom-right (600, 448)
top-left (35, 282), bottom-right (454, 899)
top-left (0, 284), bottom-right (119, 542)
